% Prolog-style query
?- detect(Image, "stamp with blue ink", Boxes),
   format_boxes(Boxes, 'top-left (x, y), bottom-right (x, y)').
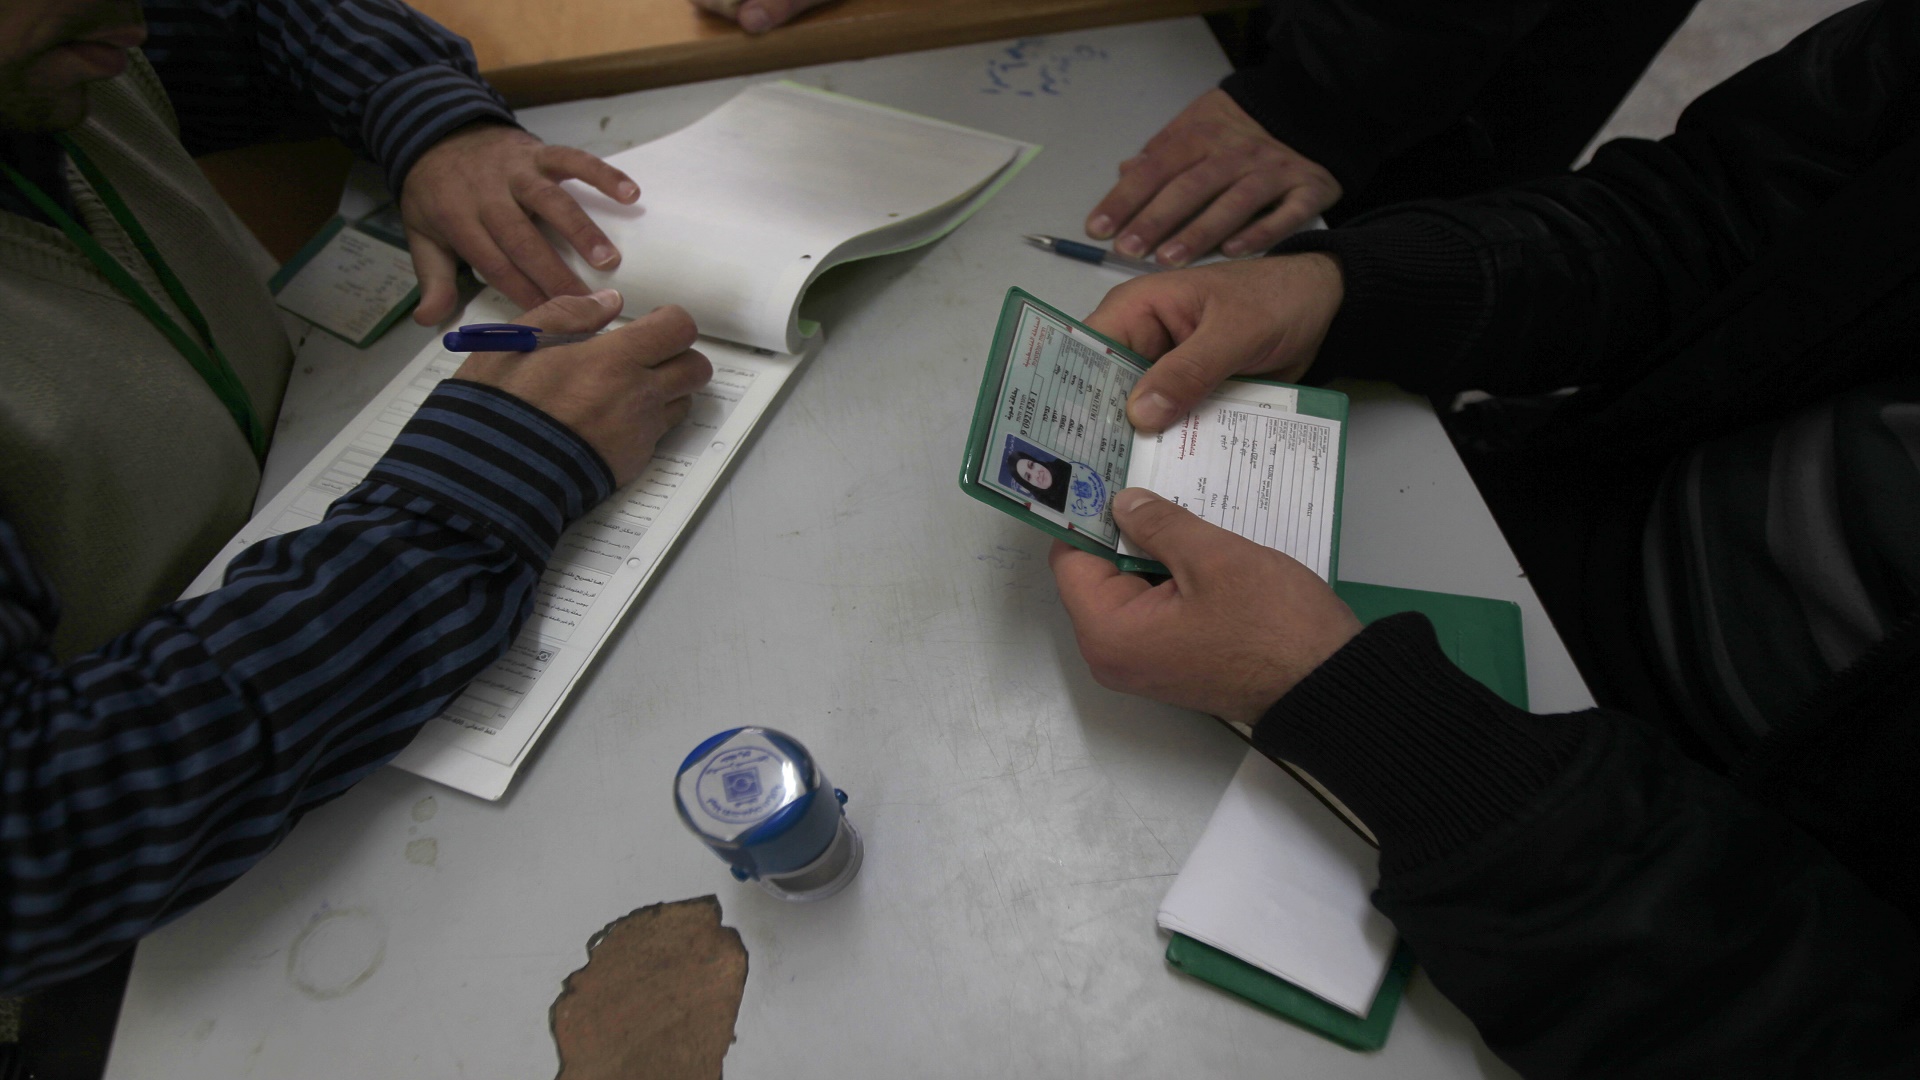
top-left (694, 746), bottom-right (789, 827)
top-left (1068, 463), bottom-right (1106, 518)
top-left (721, 767), bottom-right (762, 804)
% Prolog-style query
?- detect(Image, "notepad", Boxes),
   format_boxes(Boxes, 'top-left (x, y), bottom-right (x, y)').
top-left (1158, 581), bottom-right (1529, 1049)
top-left (959, 289), bottom-right (1347, 579)
top-left (1161, 749), bottom-right (1398, 1017)
top-left (185, 85), bottom-right (1036, 799)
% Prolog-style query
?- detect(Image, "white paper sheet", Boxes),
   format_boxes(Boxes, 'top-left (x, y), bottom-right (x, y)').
top-left (1120, 384), bottom-right (1339, 578)
top-left (1123, 392), bottom-right (1338, 579)
top-left (553, 81), bottom-right (1036, 353)
top-left (1158, 751), bottom-right (1397, 1017)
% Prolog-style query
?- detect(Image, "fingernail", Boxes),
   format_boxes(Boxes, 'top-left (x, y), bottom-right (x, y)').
top-left (589, 243), bottom-right (618, 267)
top-left (1113, 488), bottom-right (1156, 515)
top-left (1158, 242), bottom-right (1189, 266)
top-left (740, 4), bottom-right (772, 32)
top-left (590, 288), bottom-right (621, 308)
top-left (1221, 239), bottom-right (1246, 256)
top-left (1135, 391), bottom-right (1178, 427)
top-left (617, 181), bottom-right (639, 201)
top-left (1116, 234), bottom-right (1145, 257)
top-left (1087, 214), bottom-right (1113, 238)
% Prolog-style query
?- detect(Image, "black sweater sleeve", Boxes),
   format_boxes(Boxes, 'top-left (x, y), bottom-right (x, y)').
top-left (1253, 614), bottom-right (1920, 1076)
top-left (1220, 0), bottom-right (1560, 194)
top-left (1272, 0), bottom-right (1920, 398)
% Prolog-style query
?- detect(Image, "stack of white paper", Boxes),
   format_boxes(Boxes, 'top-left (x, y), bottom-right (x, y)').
top-left (556, 81), bottom-right (1036, 354)
top-left (1158, 750), bottom-right (1397, 1016)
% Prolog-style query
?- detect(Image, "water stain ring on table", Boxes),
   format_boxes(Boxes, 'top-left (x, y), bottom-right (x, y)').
top-left (405, 837), bottom-right (438, 866)
top-left (286, 907), bottom-right (387, 1000)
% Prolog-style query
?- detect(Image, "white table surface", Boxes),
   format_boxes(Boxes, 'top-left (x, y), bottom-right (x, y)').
top-left (108, 19), bottom-right (1587, 1079)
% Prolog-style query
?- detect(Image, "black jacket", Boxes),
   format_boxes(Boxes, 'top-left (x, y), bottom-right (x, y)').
top-left (1222, 0), bottom-right (1699, 210)
top-left (1254, 1), bottom-right (1920, 1073)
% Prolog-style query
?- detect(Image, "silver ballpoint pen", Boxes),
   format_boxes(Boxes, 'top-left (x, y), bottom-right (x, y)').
top-left (1023, 234), bottom-right (1166, 275)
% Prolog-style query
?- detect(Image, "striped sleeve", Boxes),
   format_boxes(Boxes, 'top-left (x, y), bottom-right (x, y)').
top-left (0, 380), bottom-right (611, 994)
top-left (141, 0), bottom-right (517, 193)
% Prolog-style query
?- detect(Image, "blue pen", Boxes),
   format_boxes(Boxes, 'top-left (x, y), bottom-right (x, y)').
top-left (442, 323), bottom-right (598, 352)
top-left (1024, 234), bottom-right (1166, 275)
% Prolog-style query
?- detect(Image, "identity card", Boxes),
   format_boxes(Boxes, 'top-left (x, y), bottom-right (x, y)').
top-left (959, 289), bottom-right (1346, 580)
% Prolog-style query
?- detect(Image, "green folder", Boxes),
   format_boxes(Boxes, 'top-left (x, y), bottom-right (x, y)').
top-left (269, 209), bottom-right (421, 349)
top-left (1165, 580), bottom-right (1528, 1051)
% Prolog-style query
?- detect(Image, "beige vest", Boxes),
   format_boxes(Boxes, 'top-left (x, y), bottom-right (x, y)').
top-left (0, 55), bottom-right (294, 657)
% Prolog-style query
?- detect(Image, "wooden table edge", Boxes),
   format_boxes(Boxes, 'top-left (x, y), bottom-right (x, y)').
top-left (486, 0), bottom-right (1256, 107)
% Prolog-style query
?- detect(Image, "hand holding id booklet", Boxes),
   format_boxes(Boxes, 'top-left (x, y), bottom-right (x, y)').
top-left (959, 290), bottom-right (1347, 578)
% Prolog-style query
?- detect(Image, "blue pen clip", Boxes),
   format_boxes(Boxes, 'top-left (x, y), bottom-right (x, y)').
top-left (442, 323), bottom-right (595, 352)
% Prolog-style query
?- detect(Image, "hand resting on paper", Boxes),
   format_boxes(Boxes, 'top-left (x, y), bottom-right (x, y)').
top-left (686, 0), bottom-right (837, 34)
top-left (1085, 90), bottom-right (1342, 267)
top-left (454, 291), bottom-right (712, 486)
top-left (403, 122), bottom-right (643, 325)
top-left (1082, 253), bottom-right (1343, 433)
top-left (1049, 488), bottom-right (1360, 727)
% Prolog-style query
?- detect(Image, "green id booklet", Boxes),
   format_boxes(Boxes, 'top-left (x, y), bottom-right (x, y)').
top-left (959, 289), bottom-right (1349, 579)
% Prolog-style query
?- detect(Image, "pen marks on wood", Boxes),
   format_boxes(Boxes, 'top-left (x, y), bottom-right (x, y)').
top-left (286, 906), bottom-right (387, 1000)
top-left (551, 895), bottom-right (748, 1080)
top-left (982, 39), bottom-right (1111, 98)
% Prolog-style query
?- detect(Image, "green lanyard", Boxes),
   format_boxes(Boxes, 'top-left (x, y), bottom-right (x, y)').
top-left (1, 134), bottom-right (267, 461)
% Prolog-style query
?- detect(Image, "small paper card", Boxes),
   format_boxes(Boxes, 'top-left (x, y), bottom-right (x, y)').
top-left (958, 289), bottom-right (1347, 578)
top-left (271, 208), bottom-right (419, 348)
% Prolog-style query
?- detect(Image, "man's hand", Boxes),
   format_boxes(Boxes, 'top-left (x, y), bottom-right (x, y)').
top-left (685, 0), bottom-right (836, 34)
top-left (1084, 253), bottom-right (1343, 432)
top-left (454, 291), bottom-right (711, 486)
top-left (1051, 489), bottom-right (1360, 727)
top-left (1086, 90), bottom-right (1341, 267)
top-left (402, 123), bottom-right (641, 326)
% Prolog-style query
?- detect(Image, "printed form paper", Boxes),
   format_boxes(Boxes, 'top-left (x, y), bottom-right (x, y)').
top-left (185, 289), bottom-right (809, 799)
top-left (1123, 385), bottom-right (1339, 580)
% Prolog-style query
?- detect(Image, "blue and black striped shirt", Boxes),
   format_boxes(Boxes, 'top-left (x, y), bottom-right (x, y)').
top-left (0, 0), bottom-right (516, 225)
top-left (0, 382), bottom-right (613, 994)
top-left (143, 0), bottom-right (516, 192)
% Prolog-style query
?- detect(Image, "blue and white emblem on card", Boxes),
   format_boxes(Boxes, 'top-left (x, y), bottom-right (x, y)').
top-left (1069, 464), bottom-right (1107, 518)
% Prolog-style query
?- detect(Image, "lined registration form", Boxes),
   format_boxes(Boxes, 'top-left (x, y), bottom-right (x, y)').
top-left (184, 289), bottom-right (811, 798)
top-left (1122, 383), bottom-right (1341, 581)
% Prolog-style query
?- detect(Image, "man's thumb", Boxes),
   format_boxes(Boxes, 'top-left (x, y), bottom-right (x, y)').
top-left (1110, 488), bottom-right (1225, 578)
top-left (1126, 338), bottom-right (1234, 433)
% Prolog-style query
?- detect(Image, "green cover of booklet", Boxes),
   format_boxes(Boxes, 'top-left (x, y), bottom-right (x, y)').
top-left (1167, 579), bottom-right (1529, 1052)
top-left (959, 288), bottom-right (1347, 579)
